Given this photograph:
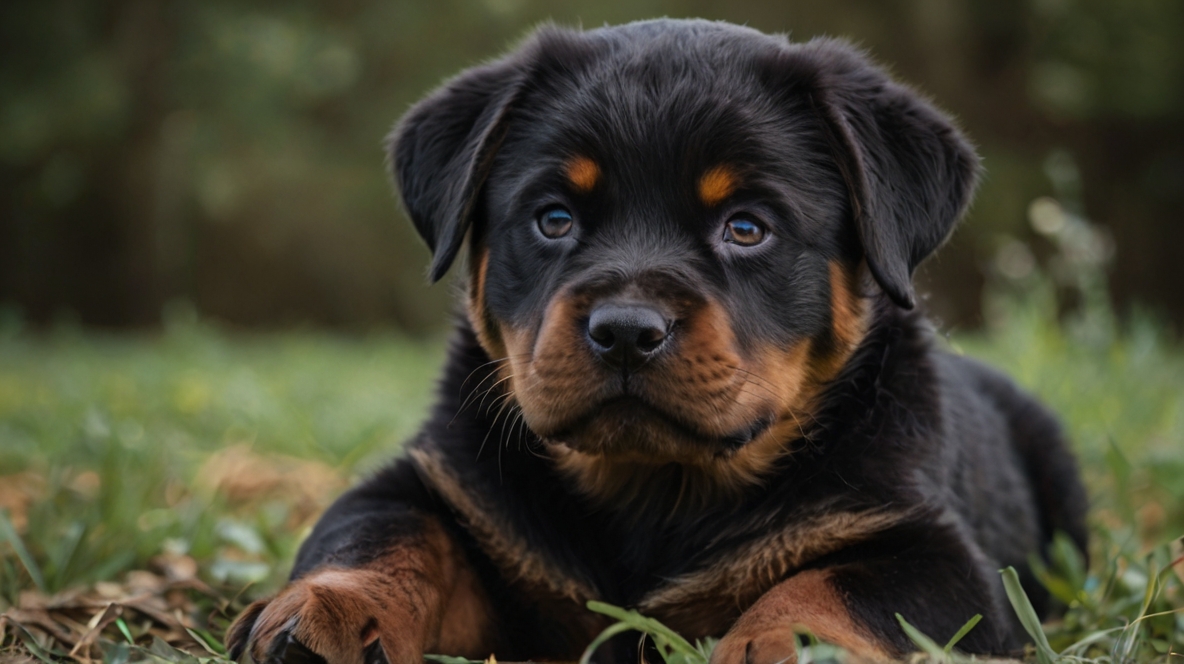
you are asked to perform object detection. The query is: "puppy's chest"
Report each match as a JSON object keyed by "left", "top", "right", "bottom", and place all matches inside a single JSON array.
[{"left": 412, "top": 444, "right": 904, "bottom": 638}]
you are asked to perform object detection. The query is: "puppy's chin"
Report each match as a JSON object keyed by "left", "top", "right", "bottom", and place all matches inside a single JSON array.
[{"left": 537, "top": 397, "right": 770, "bottom": 465}]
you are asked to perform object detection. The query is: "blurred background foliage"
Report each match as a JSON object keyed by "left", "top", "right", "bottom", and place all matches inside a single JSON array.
[{"left": 1, "top": 0, "right": 1182, "bottom": 334}]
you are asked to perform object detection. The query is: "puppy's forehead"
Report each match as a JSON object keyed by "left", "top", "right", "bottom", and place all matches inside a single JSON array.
[
  {"left": 573, "top": 67, "right": 767, "bottom": 156},
  {"left": 505, "top": 33, "right": 824, "bottom": 184},
  {"left": 512, "top": 75, "right": 778, "bottom": 191},
  {"left": 487, "top": 27, "right": 846, "bottom": 243}
]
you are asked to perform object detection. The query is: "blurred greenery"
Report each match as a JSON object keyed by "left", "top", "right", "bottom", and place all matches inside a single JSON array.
[
  {"left": 2, "top": 0, "right": 1183, "bottom": 332},
  {"left": 0, "top": 317, "right": 442, "bottom": 601}
]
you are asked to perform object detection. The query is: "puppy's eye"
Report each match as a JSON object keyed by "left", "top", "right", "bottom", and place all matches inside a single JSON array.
[
  {"left": 723, "top": 214, "right": 767, "bottom": 247},
  {"left": 537, "top": 206, "right": 574, "bottom": 239}
]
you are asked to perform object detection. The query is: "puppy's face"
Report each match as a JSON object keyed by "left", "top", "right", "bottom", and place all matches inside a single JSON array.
[
  {"left": 393, "top": 20, "right": 977, "bottom": 482},
  {"left": 474, "top": 65, "right": 864, "bottom": 466}
]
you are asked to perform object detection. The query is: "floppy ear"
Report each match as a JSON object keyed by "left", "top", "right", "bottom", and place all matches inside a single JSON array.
[
  {"left": 802, "top": 39, "right": 980, "bottom": 309},
  {"left": 389, "top": 25, "right": 602, "bottom": 282},
  {"left": 388, "top": 58, "right": 525, "bottom": 282}
]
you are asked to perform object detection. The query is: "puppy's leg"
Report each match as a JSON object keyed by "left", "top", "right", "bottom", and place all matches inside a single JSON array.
[
  {"left": 711, "top": 526, "right": 1014, "bottom": 664},
  {"left": 226, "top": 512, "right": 491, "bottom": 664}
]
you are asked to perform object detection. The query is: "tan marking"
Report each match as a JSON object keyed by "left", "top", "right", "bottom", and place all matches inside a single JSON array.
[
  {"left": 540, "top": 297, "right": 789, "bottom": 509},
  {"left": 827, "top": 261, "right": 869, "bottom": 364},
  {"left": 698, "top": 165, "right": 739, "bottom": 207},
  {"left": 437, "top": 560, "right": 494, "bottom": 653},
  {"left": 564, "top": 156, "right": 600, "bottom": 192},
  {"left": 710, "top": 569, "right": 896, "bottom": 664},
  {"left": 226, "top": 518, "right": 492, "bottom": 663},
  {"left": 466, "top": 246, "right": 507, "bottom": 359},
  {"left": 547, "top": 304, "right": 856, "bottom": 510},
  {"left": 639, "top": 509, "right": 908, "bottom": 638},
  {"left": 534, "top": 297, "right": 750, "bottom": 453},
  {"left": 409, "top": 445, "right": 596, "bottom": 603},
  {"left": 498, "top": 267, "right": 869, "bottom": 512},
  {"left": 502, "top": 288, "right": 616, "bottom": 436}
]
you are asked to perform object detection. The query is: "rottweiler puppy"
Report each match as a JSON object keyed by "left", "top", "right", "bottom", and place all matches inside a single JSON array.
[{"left": 227, "top": 19, "right": 1088, "bottom": 664}]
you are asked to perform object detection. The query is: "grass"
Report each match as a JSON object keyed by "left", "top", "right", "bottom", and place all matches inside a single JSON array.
[
  {"left": 0, "top": 317, "right": 443, "bottom": 662},
  {"left": 0, "top": 289, "right": 1182, "bottom": 662}
]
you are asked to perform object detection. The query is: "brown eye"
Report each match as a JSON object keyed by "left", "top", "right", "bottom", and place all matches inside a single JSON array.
[
  {"left": 723, "top": 215, "right": 767, "bottom": 246},
  {"left": 537, "top": 206, "right": 574, "bottom": 239}
]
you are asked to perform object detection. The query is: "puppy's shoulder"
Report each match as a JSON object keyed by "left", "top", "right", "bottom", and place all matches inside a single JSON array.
[{"left": 930, "top": 349, "right": 1051, "bottom": 426}]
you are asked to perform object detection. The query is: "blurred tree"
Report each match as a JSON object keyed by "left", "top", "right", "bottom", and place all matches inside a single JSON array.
[{"left": 1, "top": 0, "right": 1181, "bottom": 332}]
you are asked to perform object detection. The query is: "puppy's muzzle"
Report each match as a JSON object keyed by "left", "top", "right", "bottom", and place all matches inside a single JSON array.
[{"left": 586, "top": 302, "right": 672, "bottom": 371}]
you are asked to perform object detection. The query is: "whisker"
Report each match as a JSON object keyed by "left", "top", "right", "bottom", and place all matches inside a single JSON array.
[
  {"left": 455, "top": 357, "right": 518, "bottom": 416},
  {"left": 498, "top": 398, "right": 519, "bottom": 453},
  {"left": 475, "top": 373, "right": 516, "bottom": 415},
  {"left": 725, "top": 365, "right": 782, "bottom": 400},
  {"left": 476, "top": 388, "right": 517, "bottom": 461},
  {"left": 511, "top": 410, "right": 529, "bottom": 452},
  {"left": 458, "top": 356, "right": 512, "bottom": 393}
]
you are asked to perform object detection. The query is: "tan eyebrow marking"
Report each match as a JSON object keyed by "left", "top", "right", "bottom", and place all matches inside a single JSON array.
[
  {"left": 698, "top": 165, "right": 739, "bottom": 207},
  {"left": 564, "top": 156, "right": 600, "bottom": 193}
]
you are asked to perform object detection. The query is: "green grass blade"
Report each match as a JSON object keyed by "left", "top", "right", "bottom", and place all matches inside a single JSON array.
[
  {"left": 585, "top": 601, "right": 701, "bottom": 660},
  {"left": 115, "top": 616, "right": 135, "bottom": 644},
  {"left": 44, "top": 520, "right": 84, "bottom": 589},
  {"left": 1060, "top": 626, "right": 1126, "bottom": 657},
  {"left": 1111, "top": 557, "right": 1165, "bottom": 664},
  {"left": 144, "top": 635, "right": 204, "bottom": 663},
  {"left": 1000, "top": 566, "right": 1056, "bottom": 664},
  {"left": 0, "top": 509, "right": 45, "bottom": 592},
  {"left": 1138, "top": 557, "right": 1160, "bottom": 619},
  {"left": 895, "top": 613, "right": 946, "bottom": 661},
  {"left": 186, "top": 627, "right": 228, "bottom": 657},
  {"left": 1105, "top": 437, "right": 1134, "bottom": 518},
  {"left": 578, "top": 622, "right": 635, "bottom": 664},
  {"left": 943, "top": 614, "right": 982, "bottom": 653},
  {"left": 423, "top": 656, "right": 484, "bottom": 664},
  {"left": 1112, "top": 627, "right": 1140, "bottom": 664},
  {"left": 1050, "top": 531, "right": 1087, "bottom": 595},
  {"left": 692, "top": 637, "right": 718, "bottom": 662}
]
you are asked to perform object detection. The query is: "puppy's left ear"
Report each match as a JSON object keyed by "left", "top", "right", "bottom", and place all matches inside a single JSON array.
[
  {"left": 388, "top": 57, "right": 526, "bottom": 282},
  {"left": 800, "top": 39, "right": 980, "bottom": 309}
]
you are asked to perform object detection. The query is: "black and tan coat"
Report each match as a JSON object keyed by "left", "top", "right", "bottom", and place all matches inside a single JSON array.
[{"left": 227, "top": 19, "right": 1088, "bottom": 664}]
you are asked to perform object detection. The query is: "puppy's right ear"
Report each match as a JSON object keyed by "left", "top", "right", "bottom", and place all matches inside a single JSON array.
[
  {"left": 392, "top": 26, "right": 602, "bottom": 281},
  {"left": 388, "top": 58, "right": 525, "bottom": 282}
]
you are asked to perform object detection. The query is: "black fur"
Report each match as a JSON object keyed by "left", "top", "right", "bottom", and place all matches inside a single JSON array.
[{"left": 250, "top": 19, "right": 1088, "bottom": 663}]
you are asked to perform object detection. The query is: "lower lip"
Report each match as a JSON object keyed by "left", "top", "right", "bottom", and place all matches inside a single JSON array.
[
  {"left": 719, "top": 415, "right": 774, "bottom": 450},
  {"left": 556, "top": 397, "right": 773, "bottom": 449}
]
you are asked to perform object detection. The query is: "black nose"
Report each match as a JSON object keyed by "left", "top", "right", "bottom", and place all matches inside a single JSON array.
[{"left": 587, "top": 303, "right": 670, "bottom": 369}]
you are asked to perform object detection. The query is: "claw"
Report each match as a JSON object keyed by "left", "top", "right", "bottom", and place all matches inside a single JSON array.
[
  {"left": 362, "top": 640, "right": 391, "bottom": 664},
  {"left": 264, "top": 630, "right": 330, "bottom": 664}
]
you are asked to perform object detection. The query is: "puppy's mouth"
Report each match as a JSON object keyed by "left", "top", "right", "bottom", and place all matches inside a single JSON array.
[
  {"left": 540, "top": 395, "right": 775, "bottom": 458},
  {"left": 498, "top": 292, "right": 794, "bottom": 463}
]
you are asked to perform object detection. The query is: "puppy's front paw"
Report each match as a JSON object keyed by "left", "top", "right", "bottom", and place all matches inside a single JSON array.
[
  {"left": 710, "top": 630, "right": 799, "bottom": 664},
  {"left": 708, "top": 570, "right": 894, "bottom": 664},
  {"left": 226, "top": 568, "right": 434, "bottom": 664}
]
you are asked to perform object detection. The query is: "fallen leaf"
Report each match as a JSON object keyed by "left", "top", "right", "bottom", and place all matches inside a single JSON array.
[
  {"left": 0, "top": 472, "right": 44, "bottom": 532},
  {"left": 197, "top": 445, "right": 346, "bottom": 527}
]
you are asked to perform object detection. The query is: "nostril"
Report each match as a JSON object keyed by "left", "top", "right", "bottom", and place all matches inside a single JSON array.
[
  {"left": 588, "top": 322, "right": 616, "bottom": 350},
  {"left": 635, "top": 325, "right": 667, "bottom": 352},
  {"left": 586, "top": 303, "right": 671, "bottom": 368}
]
